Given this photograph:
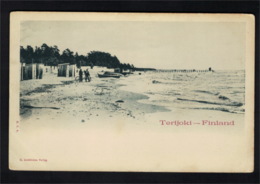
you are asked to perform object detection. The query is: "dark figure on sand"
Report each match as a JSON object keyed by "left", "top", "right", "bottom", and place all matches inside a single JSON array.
[
  {"left": 84, "top": 69, "right": 91, "bottom": 82},
  {"left": 79, "top": 69, "right": 83, "bottom": 82}
]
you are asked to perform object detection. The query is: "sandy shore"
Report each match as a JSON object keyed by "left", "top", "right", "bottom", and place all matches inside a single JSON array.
[{"left": 20, "top": 67, "right": 169, "bottom": 123}]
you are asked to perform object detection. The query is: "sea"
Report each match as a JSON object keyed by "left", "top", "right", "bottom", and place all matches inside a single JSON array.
[{"left": 119, "top": 70, "right": 245, "bottom": 114}]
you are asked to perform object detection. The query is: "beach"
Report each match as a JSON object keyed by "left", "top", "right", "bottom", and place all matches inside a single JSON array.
[
  {"left": 12, "top": 67, "right": 251, "bottom": 172},
  {"left": 20, "top": 67, "right": 170, "bottom": 123},
  {"left": 20, "top": 67, "right": 245, "bottom": 122}
]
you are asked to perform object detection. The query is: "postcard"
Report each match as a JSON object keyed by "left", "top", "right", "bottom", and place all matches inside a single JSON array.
[{"left": 9, "top": 12, "right": 255, "bottom": 172}]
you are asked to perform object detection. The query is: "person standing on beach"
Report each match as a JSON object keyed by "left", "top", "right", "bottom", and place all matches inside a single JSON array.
[
  {"left": 84, "top": 70, "right": 87, "bottom": 82},
  {"left": 85, "top": 69, "right": 91, "bottom": 82},
  {"left": 79, "top": 68, "right": 83, "bottom": 82}
]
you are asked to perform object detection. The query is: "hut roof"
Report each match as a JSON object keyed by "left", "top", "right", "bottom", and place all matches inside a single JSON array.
[{"left": 58, "top": 63, "right": 70, "bottom": 66}]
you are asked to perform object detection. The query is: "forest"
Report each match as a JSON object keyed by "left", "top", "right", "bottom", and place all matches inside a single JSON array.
[{"left": 20, "top": 43, "right": 135, "bottom": 70}]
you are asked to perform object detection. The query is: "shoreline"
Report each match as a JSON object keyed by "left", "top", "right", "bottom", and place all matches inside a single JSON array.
[{"left": 20, "top": 68, "right": 245, "bottom": 123}]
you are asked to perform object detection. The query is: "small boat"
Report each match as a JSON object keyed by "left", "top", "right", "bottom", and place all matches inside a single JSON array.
[{"left": 97, "top": 71, "right": 122, "bottom": 78}]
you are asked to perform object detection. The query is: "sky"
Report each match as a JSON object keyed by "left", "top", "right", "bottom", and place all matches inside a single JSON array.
[{"left": 21, "top": 21, "right": 245, "bottom": 70}]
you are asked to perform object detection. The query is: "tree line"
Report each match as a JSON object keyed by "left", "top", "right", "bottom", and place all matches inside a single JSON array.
[{"left": 20, "top": 43, "right": 135, "bottom": 70}]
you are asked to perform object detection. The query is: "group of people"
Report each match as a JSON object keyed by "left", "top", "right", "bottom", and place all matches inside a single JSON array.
[{"left": 79, "top": 68, "right": 91, "bottom": 82}]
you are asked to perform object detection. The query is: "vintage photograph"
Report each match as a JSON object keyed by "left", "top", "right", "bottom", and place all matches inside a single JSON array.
[{"left": 9, "top": 12, "right": 254, "bottom": 172}]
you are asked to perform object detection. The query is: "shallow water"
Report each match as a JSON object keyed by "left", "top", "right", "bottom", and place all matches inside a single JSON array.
[{"left": 120, "top": 70, "right": 245, "bottom": 114}]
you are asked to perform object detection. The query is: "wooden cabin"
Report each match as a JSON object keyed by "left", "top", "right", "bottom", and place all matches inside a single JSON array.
[
  {"left": 20, "top": 63, "right": 44, "bottom": 81},
  {"left": 57, "top": 63, "right": 76, "bottom": 77}
]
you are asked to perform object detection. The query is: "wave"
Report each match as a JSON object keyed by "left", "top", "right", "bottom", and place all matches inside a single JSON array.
[
  {"left": 218, "top": 95, "right": 230, "bottom": 101},
  {"left": 193, "top": 90, "right": 219, "bottom": 96},
  {"left": 177, "top": 98, "right": 243, "bottom": 107},
  {"left": 193, "top": 90, "right": 236, "bottom": 102},
  {"left": 187, "top": 107, "right": 244, "bottom": 114},
  {"left": 151, "top": 80, "right": 180, "bottom": 85},
  {"left": 146, "top": 91, "right": 181, "bottom": 96}
]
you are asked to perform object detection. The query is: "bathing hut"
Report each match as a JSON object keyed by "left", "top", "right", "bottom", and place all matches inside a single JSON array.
[
  {"left": 57, "top": 63, "right": 76, "bottom": 77},
  {"left": 20, "top": 63, "right": 44, "bottom": 81}
]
